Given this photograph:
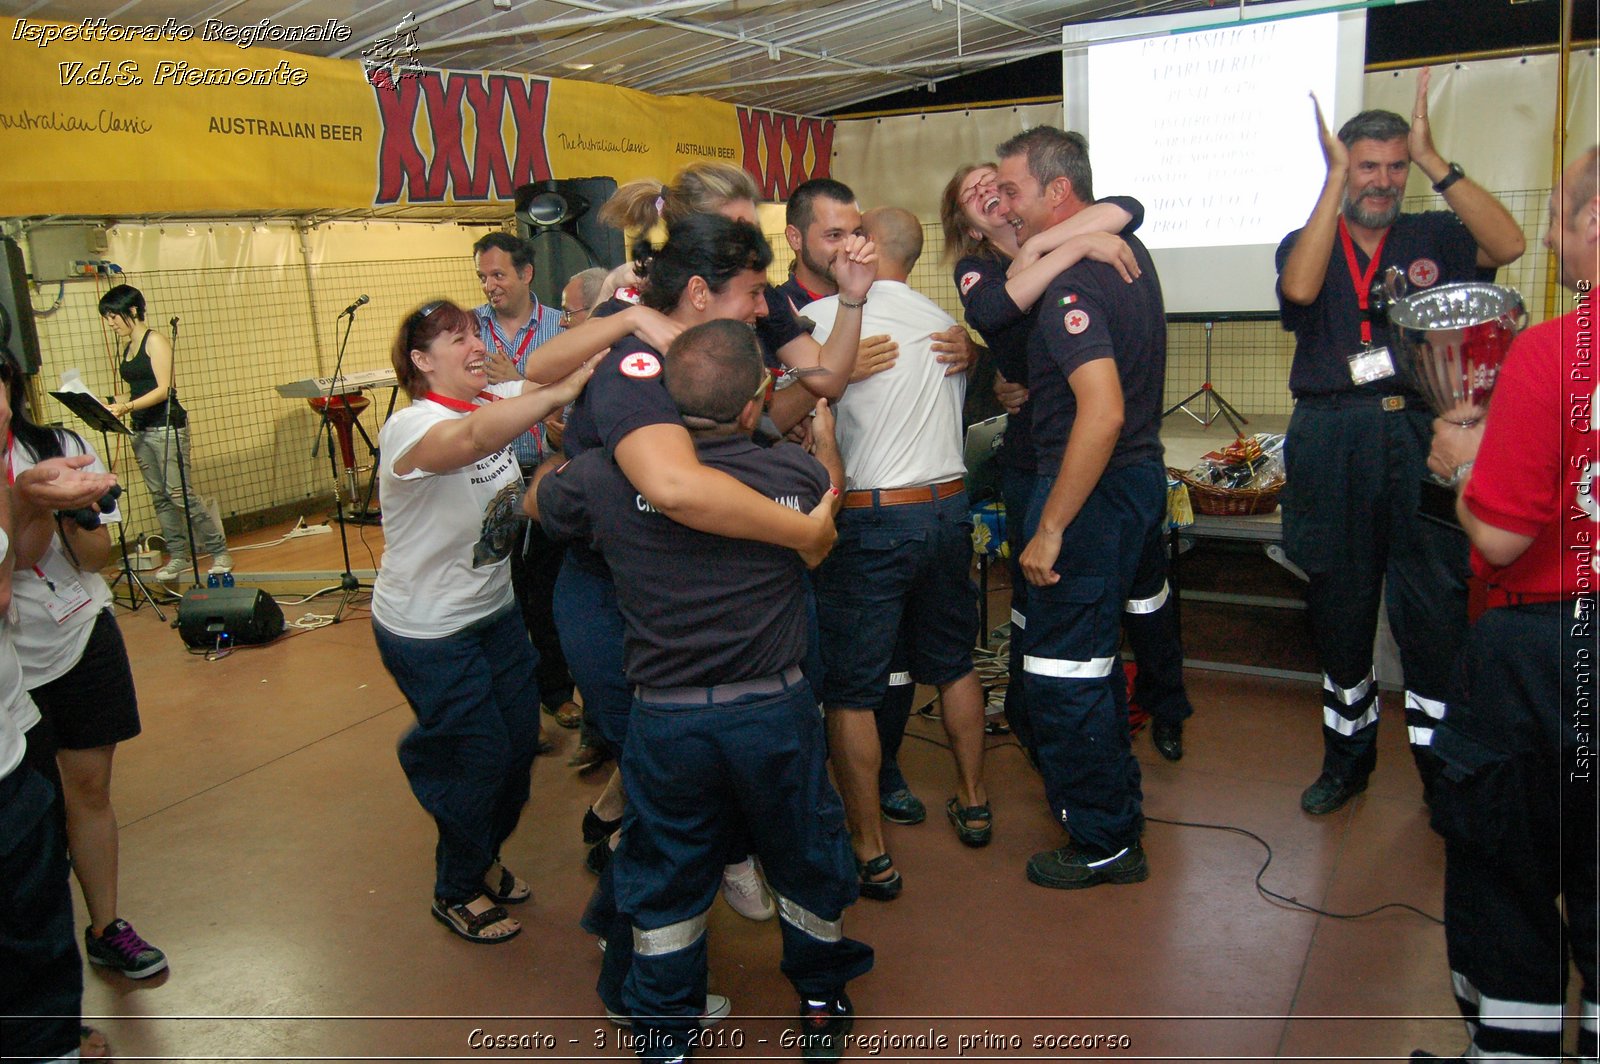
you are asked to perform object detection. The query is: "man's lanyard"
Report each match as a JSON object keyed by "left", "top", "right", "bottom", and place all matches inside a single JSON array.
[
  {"left": 488, "top": 306, "right": 544, "bottom": 369},
  {"left": 1338, "top": 217, "right": 1388, "bottom": 347},
  {"left": 422, "top": 390, "right": 499, "bottom": 412}
]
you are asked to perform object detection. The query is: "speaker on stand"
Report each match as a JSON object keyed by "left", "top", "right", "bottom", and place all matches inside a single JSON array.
[{"left": 513, "top": 179, "right": 625, "bottom": 310}]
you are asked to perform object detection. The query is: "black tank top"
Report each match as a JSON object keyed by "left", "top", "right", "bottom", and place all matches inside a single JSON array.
[{"left": 118, "top": 331, "right": 186, "bottom": 429}]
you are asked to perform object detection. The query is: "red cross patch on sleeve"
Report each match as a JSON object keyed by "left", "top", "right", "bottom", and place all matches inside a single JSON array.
[
  {"left": 619, "top": 351, "right": 662, "bottom": 379},
  {"left": 1064, "top": 308, "right": 1090, "bottom": 334},
  {"left": 959, "top": 271, "right": 981, "bottom": 296},
  {"left": 1407, "top": 258, "right": 1440, "bottom": 288}
]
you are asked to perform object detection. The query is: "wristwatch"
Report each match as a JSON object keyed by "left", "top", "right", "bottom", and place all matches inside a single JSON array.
[{"left": 1432, "top": 162, "right": 1466, "bottom": 194}]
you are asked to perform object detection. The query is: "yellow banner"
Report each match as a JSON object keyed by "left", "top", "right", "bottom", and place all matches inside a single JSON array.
[{"left": 0, "top": 16, "right": 835, "bottom": 216}]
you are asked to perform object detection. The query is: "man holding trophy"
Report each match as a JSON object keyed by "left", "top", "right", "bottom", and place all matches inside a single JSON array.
[
  {"left": 1274, "top": 69, "right": 1526, "bottom": 816},
  {"left": 1417, "top": 148, "right": 1597, "bottom": 1064}
]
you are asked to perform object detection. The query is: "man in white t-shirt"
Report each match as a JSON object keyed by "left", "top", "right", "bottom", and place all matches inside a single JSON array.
[{"left": 806, "top": 207, "right": 990, "bottom": 900}]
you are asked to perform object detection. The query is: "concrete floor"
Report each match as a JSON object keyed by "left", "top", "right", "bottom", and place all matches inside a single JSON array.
[{"left": 71, "top": 540, "right": 1468, "bottom": 1062}]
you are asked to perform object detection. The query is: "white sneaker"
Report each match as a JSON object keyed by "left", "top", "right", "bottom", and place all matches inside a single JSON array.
[
  {"left": 721, "top": 857, "right": 775, "bottom": 921},
  {"left": 208, "top": 552, "right": 234, "bottom": 575},
  {"left": 152, "top": 559, "right": 188, "bottom": 581},
  {"left": 607, "top": 993, "right": 731, "bottom": 1028}
]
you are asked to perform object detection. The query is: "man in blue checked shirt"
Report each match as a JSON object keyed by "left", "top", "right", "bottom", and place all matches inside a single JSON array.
[{"left": 472, "top": 232, "right": 582, "bottom": 736}]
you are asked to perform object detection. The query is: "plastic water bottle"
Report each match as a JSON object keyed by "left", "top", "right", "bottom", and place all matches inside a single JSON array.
[
  {"left": 207, "top": 573, "right": 219, "bottom": 588},
  {"left": 221, "top": 573, "right": 234, "bottom": 588}
]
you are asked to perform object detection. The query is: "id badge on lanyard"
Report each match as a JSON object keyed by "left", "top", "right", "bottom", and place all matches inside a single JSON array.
[{"left": 1339, "top": 218, "right": 1396, "bottom": 386}]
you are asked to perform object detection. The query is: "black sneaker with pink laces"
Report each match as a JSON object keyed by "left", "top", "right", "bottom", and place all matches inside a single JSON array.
[{"left": 85, "top": 918, "right": 167, "bottom": 978}]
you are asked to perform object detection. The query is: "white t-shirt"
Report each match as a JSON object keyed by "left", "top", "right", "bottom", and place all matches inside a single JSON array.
[
  {"left": 807, "top": 280, "right": 968, "bottom": 492},
  {"left": 370, "top": 384, "right": 524, "bottom": 639},
  {"left": 8, "top": 434, "right": 116, "bottom": 688},
  {"left": 1, "top": 525, "right": 42, "bottom": 768}
]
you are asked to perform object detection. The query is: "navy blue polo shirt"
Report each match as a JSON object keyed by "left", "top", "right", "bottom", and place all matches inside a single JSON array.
[
  {"left": 1275, "top": 210, "right": 1478, "bottom": 398},
  {"left": 564, "top": 335, "right": 677, "bottom": 461},
  {"left": 537, "top": 434, "right": 829, "bottom": 687},
  {"left": 957, "top": 195, "right": 1146, "bottom": 474},
  {"left": 1027, "top": 232, "right": 1166, "bottom": 474},
  {"left": 592, "top": 289, "right": 807, "bottom": 372},
  {"left": 956, "top": 251, "right": 1036, "bottom": 472}
]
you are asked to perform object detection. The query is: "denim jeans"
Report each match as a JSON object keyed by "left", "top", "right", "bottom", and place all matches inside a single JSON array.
[
  {"left": 130, "top": 425, "right": 228, "bottom": 561},
  {"left": 372, "top": 603, "right": 541, "bottom": 901}
]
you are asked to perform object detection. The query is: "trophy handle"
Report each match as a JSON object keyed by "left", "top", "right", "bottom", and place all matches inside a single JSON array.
[{"left": 1383, "top": 266, "right": 1409, "bottom": 304}]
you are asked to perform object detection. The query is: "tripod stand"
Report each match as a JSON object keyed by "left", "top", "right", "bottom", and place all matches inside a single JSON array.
[
  {"left": 47, "top": 388, "right": 165, "bottom": 617},
  {"left": 310, "top": 301, "right": 372, "bottom": 622},
  {"left": 1163, "top": 317, "right": 1248, "bottom": 437},
  {"left": 1162, "top": 311, "right": 1281, "bottom": 438}
]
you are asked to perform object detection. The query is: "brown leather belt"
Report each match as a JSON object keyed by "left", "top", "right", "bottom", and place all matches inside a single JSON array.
[{"left": 842, "top": 478, "right": 965, "bottom": 509}]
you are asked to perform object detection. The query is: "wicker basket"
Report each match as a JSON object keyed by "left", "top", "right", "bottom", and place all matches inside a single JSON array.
[{"left": 1170, "top": 468, "right": 1285, "bottom": 517}]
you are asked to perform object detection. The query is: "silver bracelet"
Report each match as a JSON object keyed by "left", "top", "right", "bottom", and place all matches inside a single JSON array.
[
  {"left": 838, "top": 296, "right": 867, "bottom": 310},
  {"left": 1449, "top": 460, "right": 1474, "bottom": 487}
]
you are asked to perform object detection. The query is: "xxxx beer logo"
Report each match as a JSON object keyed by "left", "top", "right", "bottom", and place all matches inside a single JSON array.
[
  {"left": 372, "top": 71, "right": 552, "bottom": 205},
  {"left": 737, "top": 107, "right": 835, "bottom": 200}
]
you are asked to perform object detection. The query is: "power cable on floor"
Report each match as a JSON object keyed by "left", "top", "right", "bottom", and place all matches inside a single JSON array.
[{"left": 899, "top": 704, "right": 1444, "bottom": 927}]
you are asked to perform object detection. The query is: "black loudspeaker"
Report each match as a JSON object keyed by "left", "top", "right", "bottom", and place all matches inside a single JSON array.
[
  {"left": 514, "top": 178, "right": 626, "bottom": 309},
  {"left": 0, "top": 237, "right": 41, "bottom": 373},
  {"left": 177, "top": 587, "right": 286, "bottom": 648}
]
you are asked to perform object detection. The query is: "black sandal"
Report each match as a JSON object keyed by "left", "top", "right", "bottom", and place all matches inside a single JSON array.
[
  {"left": 856, "top": 853, "right": 903, "bottom": 901},
  {"left": 582, "top": 806, "right": 622, "bottom": 845},
  {"left": 946, "top": 798, "right": 993, "bottom": 848},
  {"left": 484, "top": 863, "right": 532, "bottom": 905},
  {"left": 431, "top": 895, "right": 521, "bottom": 944}
]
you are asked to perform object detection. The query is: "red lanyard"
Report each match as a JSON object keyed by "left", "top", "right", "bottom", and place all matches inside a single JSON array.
[
  {"left": 488, "top": 307, "right": 543, "bottom": 367},
  {"left": 422, "top": 390, "right": 498, "bottom": 412},
  {"left": 1338, "top": 217, "right": 1388, "bottom": 347}
]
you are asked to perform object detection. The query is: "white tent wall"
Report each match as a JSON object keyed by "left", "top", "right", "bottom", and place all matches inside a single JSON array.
[{"left": 830, "top": 50, "right": 1596, "bottom": 420}]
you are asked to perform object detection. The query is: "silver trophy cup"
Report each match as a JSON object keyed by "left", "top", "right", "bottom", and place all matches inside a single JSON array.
[{"left": 1387, "top": 280, "right": 1526, "bottom": 526}]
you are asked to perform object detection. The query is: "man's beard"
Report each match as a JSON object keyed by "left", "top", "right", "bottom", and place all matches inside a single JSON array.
[
  {"left": 799, "top": 243, "right": 837, "bottom": 289},
  {"left": 1342, "top": 188, "right": 1401, "bottom": 230}
]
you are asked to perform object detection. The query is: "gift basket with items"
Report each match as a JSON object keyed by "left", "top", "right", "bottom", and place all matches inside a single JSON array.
[{"left": 1170, "top": 433, "right": 1287, "bottom": 517}]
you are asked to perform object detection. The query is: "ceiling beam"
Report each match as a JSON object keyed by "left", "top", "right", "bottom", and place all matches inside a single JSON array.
[
  {"left": 333, "top": 0, "right": 487, "bottom": 58},
  {"left": 675, "top": 39, "right": 1066, "bottom": 93},
  {"left": 411, "top": 0, "right": 729, "bottom": 53},
  {"left": 540, "top": 0, "right": 889, "bottom": 79},
  {"left": 634, "top": 0, "right": 932, "bottom": 91}
]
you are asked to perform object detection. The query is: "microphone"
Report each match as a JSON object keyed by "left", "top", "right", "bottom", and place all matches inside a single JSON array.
[
  {"left": 338, "top": 295, "right": 370, "bottom": 317},
  {"left": 169, "top": 315, "right": 180, "bottom": 338}
]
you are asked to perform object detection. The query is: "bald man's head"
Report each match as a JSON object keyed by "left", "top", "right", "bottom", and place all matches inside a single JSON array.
[{"left": 862, "top": 207, "right": 923, "bottom": 281}]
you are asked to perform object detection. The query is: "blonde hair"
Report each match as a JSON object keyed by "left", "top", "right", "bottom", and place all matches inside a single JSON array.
[
  {"left": 940, "top": 163, "right": 1000, "bottom": 266},
  {"left": 599, "top": 163, "right": 761, "bottom": 234}
]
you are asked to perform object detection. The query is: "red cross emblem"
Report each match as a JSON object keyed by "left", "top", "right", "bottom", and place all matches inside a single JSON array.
[
  {"left": 619, "top": 351, "right": 662, "bottom": 379},
  {"left": 1064, "top": 309, "right": 1090, "bottom": 335},
  {"left": 959, "top": 271, "right": 981, "bottom": 296},
  {"left": 1408, "top": 258, "right": 1440, "bottom": 288}
]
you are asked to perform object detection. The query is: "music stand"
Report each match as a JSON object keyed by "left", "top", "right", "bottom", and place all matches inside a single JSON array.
[{"left": 48, "top": 389, "right": 166, "bottom": 618}]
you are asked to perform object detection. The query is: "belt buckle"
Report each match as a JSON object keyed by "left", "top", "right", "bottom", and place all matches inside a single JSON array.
[{"left": 1381, "top": 395, "right": 1405, "bottom": 412}]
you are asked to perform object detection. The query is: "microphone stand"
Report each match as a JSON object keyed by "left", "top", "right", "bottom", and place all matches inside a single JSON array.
[
  {"left": 310, "top": 304, "right": 368, "bottom": 622},
  {"left": 101, "top": 421, "right": 165, "bottom": 618},
  {"left": 164, "top": 316, "right": 205, "bottom": 593}
]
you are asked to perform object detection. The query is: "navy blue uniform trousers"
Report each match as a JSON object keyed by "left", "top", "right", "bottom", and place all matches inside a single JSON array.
[
  {"left": 1431, "top": 600, "right": 1597, "bottom": 1062},
  {"left": 1282, "top": 398, "right": 1469, "bottom": 784},
  {"left": 596, "top": 679, "right": 872, "bottom": 1062},
  {"left": 1021, "top": 460, "right": 1165, "bottom": 853}
]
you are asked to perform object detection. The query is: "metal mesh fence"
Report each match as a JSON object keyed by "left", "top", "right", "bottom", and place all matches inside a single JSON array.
[{"left": 25, "top": 193, "right": 1555, "bottom": 539}]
